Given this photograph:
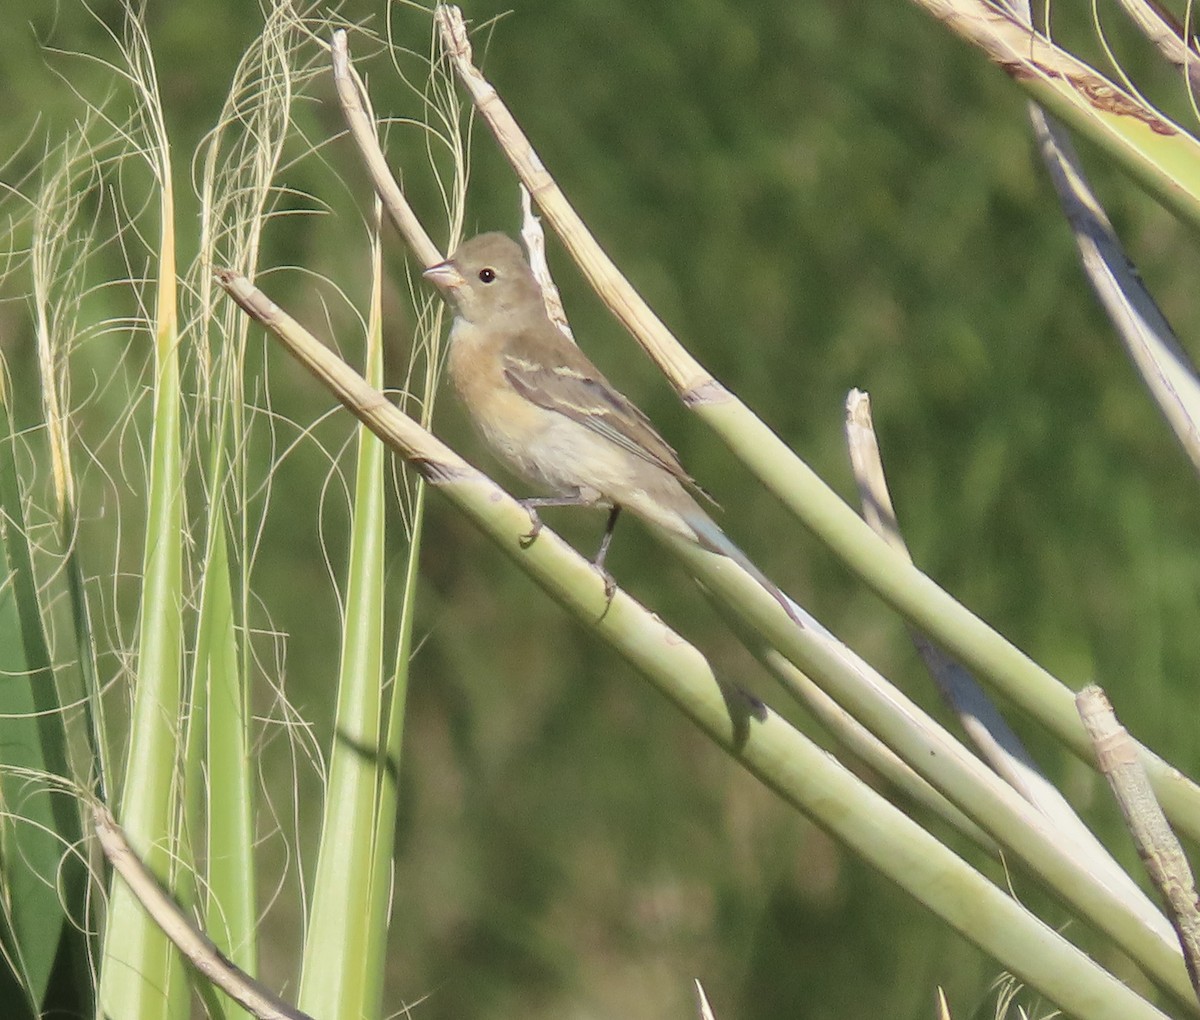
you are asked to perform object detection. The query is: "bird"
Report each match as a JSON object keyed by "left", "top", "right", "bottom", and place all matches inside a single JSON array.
[{"left": 423, "top": 231, "right": 797, "bottom": 624}]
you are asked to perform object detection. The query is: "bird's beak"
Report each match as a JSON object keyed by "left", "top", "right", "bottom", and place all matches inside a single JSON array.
[{"left": 422, "top": 259, "right": 466, "bottom": 291}]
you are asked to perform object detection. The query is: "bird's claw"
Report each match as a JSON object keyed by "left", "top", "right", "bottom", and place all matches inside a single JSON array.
[
  {"left": 518, "top": 505, "right": 543, "bottom": 548},
  {"left": 593, "top": 563, "right": 617, "bottom": 602}
]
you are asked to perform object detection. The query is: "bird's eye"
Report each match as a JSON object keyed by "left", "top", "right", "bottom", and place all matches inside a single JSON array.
[{"left": 478, "top": 267, "right": 496, "bottom": 284}]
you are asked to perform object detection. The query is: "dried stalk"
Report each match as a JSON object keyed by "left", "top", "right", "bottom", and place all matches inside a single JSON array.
[
  {"left": 331, "top": 30, "right": 442, "bottom": 267},
  {"left": 93, "top": 805, "right": 313, "bottom": 1020},
  {"left": 1079, "top": 686, "right": 1200, "bottom": 1004}
]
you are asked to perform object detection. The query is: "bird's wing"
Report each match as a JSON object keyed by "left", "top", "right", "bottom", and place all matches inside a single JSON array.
[{"left": 502, "top": 346, "right": 695, "bottom": 487}]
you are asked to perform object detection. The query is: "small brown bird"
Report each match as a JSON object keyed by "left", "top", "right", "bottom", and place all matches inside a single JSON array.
[{"left": 424, "top": 232, "right": 795, "bottom": 622}]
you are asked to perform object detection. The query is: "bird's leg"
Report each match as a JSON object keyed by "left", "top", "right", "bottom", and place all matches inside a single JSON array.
[
  {"left": 513, "top": 493, "right": 619, "bottom": 602},
  {"left": 515, "top": 490, "right": 593, "bottom": 547},
  {"left": 591, "top": 506, "right": 621, "bottom": 601}
]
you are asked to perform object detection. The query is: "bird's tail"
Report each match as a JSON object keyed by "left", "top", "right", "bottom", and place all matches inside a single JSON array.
[{"left": 684, "top": 511, "right": 801, "bottom": 627}]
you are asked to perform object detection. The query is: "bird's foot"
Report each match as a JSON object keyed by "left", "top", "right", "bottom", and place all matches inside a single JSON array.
[{"left": 516, "top": 503, "right": 543, "bottom": 548}]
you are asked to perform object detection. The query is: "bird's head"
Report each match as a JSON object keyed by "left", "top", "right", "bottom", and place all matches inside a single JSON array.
[{"left": 423, "top": 232, "right": 545, "bottom": 325}]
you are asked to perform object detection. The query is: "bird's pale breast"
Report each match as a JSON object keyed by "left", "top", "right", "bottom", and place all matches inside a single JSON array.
[{"left": 446, "top": 315, "right": 705, "bottom": 541}]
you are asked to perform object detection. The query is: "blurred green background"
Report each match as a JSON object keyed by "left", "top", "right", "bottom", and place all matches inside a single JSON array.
[{"left": 4, "top": 1, "right": 1200, "bottom": 1017}]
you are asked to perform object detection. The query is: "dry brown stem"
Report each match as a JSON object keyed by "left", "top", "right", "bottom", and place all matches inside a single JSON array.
[
  {"left": 433, "top": 4, "right": 714, "bottom": 395},
  {"left": 331, "top": 30, "right": 443, "bottom": 267},
  {"left": 1078, "top": 685, "right": 1200, "bottom": 1004},
  {"left": 93, "top": 805, "right": 313, "bottom": 1020}
]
